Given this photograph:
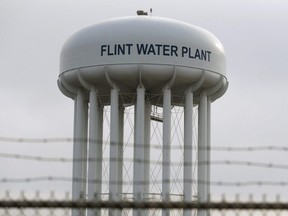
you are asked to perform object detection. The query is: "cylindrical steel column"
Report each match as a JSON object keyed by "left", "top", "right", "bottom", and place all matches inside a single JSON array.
[
  {"left": 116, "top": 106, "right": 124, "bottom": 216},
  {"left": 82, "top": 96, "right": 88, "bottom": 198},
  {"left": 72, "top": 90, "right": 88, "bottom": 216},
  {"left": 109, "top": 88, "right": 119, "bottom": 202},
  {"left": 133, "top": 85, "right": 145, "bottom": 216},
  {"left": 143, "top": 100, "right": 151, "bottom": 216},
  {"left": 198, "top": 91, "right": 208, "bottom": 216},
  {"left": 162, "top": 87, "right": 171, "bottom": 216},
  {"left": 184, "top": 89, "right": 193, "bottom": 216},
  {"left": 118, "top": 106, "right": 124, "bottom": 200},
  {"left": 144, "top": 100, "right": 151, "bottom": 198},
  {"left": 207, "top": 99, "right": 211, "bottom": 199},
  {"left": 133, "top": 86, "right": 145, "bottom": 201},
  {"left": 87, "top": 87, "right": 103, "bottom": 216},
  {"left": 206, "top": 98, "right": 211, "bottom": 216}
]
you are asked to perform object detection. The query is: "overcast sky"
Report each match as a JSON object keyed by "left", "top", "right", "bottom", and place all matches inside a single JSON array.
[{"left": 1, "top": 0, "right": 288, "bottom": 200}]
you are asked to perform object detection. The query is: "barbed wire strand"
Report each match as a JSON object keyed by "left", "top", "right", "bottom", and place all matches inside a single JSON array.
[
  {"left": 1, "top": 177, "right": 288, "bottom": 187},
  {"left": 1, "top": 153, "right": 288, "bottom": 171},
  {"left": 1, "top": 137, "right": 288, "bottom": 152}
]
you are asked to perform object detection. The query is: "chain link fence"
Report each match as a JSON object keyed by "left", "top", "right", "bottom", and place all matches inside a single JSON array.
[
  {"left": 1, "top": 191, "right": 288, "bottom": 216},
  {"left": 1, "top": 136, "right": 288, "bottom": 215}
]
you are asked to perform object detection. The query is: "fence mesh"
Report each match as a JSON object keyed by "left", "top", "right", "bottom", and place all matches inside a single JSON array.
[{"left": 1, "top": 193, "right": 288, "bottom": 216}]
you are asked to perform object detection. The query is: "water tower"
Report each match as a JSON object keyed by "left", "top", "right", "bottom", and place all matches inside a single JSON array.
[{"left": 58, "top": 15, "right": 228, "bottom": 216}]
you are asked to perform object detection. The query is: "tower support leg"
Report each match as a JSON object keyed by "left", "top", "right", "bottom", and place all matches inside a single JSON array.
[
  {"left": 143, "top": 100, "right": 151, "bottom": 216},
  {"left": 109, "top": 88, "right": 119, "bottom": 216},
  {"left": 72, "top": 90, "right": 88, "bottom": 216},
  {"left": 206, "top": 99, "right": 211, "bottom": 216},
  {"left": 162, "top": 87, "right": 171, "bottom": 216},
  {"left": 88, "top": 87, "right": 103, "bottom": 216},
  {"left": 133, "top": 85, "right": 145, "bottom": 216},
  {"left": 117, "top": 105, "right": 124, "bottom": 216},
  {"left": 198, "top": 91, "right": 208, "bottom": 216},
  {"left": 184, "top": 89, "right": 193, "bottom": 216}
]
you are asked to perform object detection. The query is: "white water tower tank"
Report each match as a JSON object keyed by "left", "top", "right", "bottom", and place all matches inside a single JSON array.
[{"left": 58, "top": 15, "right": 228, "bottom": 216}]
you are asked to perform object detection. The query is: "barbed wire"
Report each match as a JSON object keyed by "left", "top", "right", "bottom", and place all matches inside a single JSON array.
[
  {"left": 0, "top": 153, "right": 73, "bottom": 162},
  {"left": 1, "top": 136, "right": 288, "bottom": 152},
  {"left": 0, "top": 137, "right": 73, "bottom": 143},
  {"left": 1, "top": 152, "right": 288, "bottom": 171},
  {"left": 1, "top": 176, "right": 288, "bottom": 187},
  {"left": 1, "top": 136, "right": 288, "bottom": 189}
]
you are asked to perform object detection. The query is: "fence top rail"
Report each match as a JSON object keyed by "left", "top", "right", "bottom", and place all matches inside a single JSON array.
[{"left": 0, "top": 200, "right": 288, "bottom": 210}]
